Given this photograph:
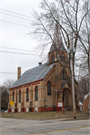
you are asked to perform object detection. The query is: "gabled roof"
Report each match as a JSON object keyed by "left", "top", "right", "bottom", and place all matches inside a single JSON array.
[
  {"left": 83, "top": 93, "right": 90, "bottom": 102},
  {"left": 49, "top": 44, "right": 67, "bottom": 53},
  {"left": 10, "top": 63, "right": 54, "bottom": 89},
  {"left": 58, "top": 81, "right": 70, "bottom": 93},
  {"left": 78, "top": 100, "right": 83, "bottom": 105},
  {"left": 59, "top": 81, "right": 67, "bottom": 92}
]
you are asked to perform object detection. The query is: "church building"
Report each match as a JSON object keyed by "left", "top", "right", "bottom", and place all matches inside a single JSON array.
[{"left": 8, "top": 24, "right": 78, "bottom": 112}]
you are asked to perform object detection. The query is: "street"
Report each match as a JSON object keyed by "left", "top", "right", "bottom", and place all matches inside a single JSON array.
[{"left": 0, "top": 118, "right": 90, "bottom": 135}]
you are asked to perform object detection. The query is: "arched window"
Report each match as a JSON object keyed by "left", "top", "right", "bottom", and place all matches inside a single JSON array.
[
  {"left": 51, "top": 54, "right": 55, "bottom": 63},
  {"left": 61, "top": 53, "right": 65, "bottom": 62},
  {"left": 62, "top": 69, "right": 66, "bottom": 80},
  {"left": 26, "top": 88, "right": 29, "bottom": 102},
  {"left": 67, "top": 57, "right": 69, "bottom": 63},
  {"left": 12, "top": 92, "right": 14, "bottom": 102},
  {"left": 47, "top": 81, "right": 51, "bottom": 95},
  {"left": 19, "top": 90, "right": 21, "bottom": 103},
  {"left": 35, "top": 86, "right": 38, "bottom": 101}
]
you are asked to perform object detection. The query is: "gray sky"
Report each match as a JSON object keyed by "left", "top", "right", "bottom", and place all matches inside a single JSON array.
[{"left": 0, "top": 0, "right": 48, "bottom": 86}]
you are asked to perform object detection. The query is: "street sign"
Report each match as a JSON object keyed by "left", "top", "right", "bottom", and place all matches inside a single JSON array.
[
  {"left": 9, "top": 100, "right": 14, "bottom": 116},
  {"left": 9, "top": 100, "right": 14, "bottom": 106}
]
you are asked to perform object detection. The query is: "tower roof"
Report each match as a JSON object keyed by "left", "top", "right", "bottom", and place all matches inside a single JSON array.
[
  {"left": 49, "top": 23, "right": 67, "bottom": 53},
  {"left": 50, "top": 43, "right": 67, "bottom": 53}
]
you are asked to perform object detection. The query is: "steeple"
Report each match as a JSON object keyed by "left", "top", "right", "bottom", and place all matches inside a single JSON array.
[
  {"left": 54, "top": 23, "right": 62, "bottom": 47},
  {"left": 48, "top": 22, "right": 67, "bottom": 65},
  {"left": 49, "top": 23, "right": 66, "bottom": 53}
]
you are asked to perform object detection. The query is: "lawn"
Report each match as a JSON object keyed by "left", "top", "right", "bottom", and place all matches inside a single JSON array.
[{"left": 1, "top": 111, "right": 89, "bottom": 120}]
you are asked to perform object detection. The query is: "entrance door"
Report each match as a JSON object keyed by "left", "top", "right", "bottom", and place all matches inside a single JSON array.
[{"left": 63, "top": 89, "right": 69, "bottom": 106}]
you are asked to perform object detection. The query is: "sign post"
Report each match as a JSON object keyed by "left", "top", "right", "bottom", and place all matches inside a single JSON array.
[
  {"left": 57, "top": 101, "right": 64, "bottom": 114},
  {"left": 9, "top": 100, "right": 14, "bottom": 116}
]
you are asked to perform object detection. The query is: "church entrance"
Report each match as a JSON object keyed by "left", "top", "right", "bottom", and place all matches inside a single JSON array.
[{"left": 62, "top": 89, "right": 70, "bottom": 107}]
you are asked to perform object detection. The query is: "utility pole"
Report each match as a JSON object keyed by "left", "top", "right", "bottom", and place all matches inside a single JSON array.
[
  {"left": 89, "top": 31, "right": 90, "bottom": 87},
  {"left": 89, "top": 31, "right": 90, "bottom": 116},
  {"left": 70, "top": 32, "right": 76, "bottom": 119}
]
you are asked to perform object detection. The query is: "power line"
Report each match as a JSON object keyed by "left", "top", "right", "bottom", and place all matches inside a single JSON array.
[
  {"left": 0, "top": 19, "right": 30, "bottom": 28},
  {"left": 0, "top": 12, "right": 32, "bottom": 21},
  {"left": 0, "top": 46, "right": 35, "bottom": 53},
  {"left": 0, "top": 72, "right": 17, "bottom": 74},
  {"left": 0, "top": 8, "right": 33, "bottom": 19},
  {"left": 0, "top": 50, "right": 46, "bottom": 56},
  {"left": 0, "top": 46, "right": 47, "bottom": 54}
]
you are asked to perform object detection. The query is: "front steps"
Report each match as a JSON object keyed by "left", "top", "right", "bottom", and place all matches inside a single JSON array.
[{"left": 62, "top": 106, "right": 72, "bottom": 111}]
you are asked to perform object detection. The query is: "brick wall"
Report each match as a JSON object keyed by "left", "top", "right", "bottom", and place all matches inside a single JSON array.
[{"left": 83, "top": 95, "right": 90, "bottom": 111}]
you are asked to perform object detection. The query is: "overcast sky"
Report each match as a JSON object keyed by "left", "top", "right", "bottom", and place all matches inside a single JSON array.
[{"left": 0, "top": 0, "right": 49, "bottom": 86}]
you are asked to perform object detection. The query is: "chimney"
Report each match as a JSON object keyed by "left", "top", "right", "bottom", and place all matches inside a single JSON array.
[
  {"left": 17, "top": 67, "right": 21, "bottom": 79},
  {"left": 38, "top": 62, "right": 42, "bottom": 66}
]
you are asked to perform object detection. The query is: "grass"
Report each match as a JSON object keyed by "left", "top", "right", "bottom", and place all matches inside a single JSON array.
[{"left": 1, "top": 111, "right": 89, "bottom": 120}]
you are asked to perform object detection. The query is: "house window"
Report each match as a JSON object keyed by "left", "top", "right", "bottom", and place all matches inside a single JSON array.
[
  {"left": 19, "top": 90, "right": 21, "bottom": 103},
  {"left": 12, "top": 92, "right": 14, "bottom": 102},
  {"left": 51, "top": 54, "right": 55, "bottom": 63},
  {"left": 26, "top": 88, "right": 29, "bottom": 102},
  {"left": 47, "top": 81, "right": 51, "bottom": 95},
  {"left": 62, "top": 69, "right": 66, "bottom": 80},
  {"left": 35, "top": 86, "right": 38, "bottom": 101},
  {"left": 61, "top": 53, "right": 65, "bottom": 62}
]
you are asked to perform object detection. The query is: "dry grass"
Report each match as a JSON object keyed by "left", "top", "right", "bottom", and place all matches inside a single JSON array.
[{"left": 1, "top": 111, "right": 89, "bottom": 120}]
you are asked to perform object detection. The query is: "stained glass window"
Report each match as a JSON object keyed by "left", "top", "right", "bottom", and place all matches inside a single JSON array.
[
  {"left": 12, "top": 92, "right": 14, "bottom": 102},
  {"left": 62, "top": 69, "right": 66, "bottom": 80},
  {"left": 47, "top": 81, "right": 51, "bottom": 95},
  {"left": 61, "top": 53, "right": 65, "bottom": 62},
  {"left": 35, "top": 86, "right": 38, "bottom": 101},
  {"left": 19, "top": 90, "right": 21, "bottom": 103},
  {"left": 26, "top": 88, "right": 29, "bottom": 102},
  {"left": 51, "top": 54, "right": 55, "bottom": 62}
]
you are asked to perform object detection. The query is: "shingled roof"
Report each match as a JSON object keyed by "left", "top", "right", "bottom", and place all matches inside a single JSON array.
[{"left": 10, "top": 63, "right": 54, "bottom": 89}]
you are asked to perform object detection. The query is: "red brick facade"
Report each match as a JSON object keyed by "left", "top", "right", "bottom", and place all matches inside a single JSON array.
[
  {"left": 83, "top": 94, "right": 90, "bottom": 111},
  {"left": 8, "top": 107, "right": 56, "bottom": 112}
]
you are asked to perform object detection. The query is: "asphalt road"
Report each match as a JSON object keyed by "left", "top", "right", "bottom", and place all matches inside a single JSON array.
[{"left": 0, "top": 118, "right": 90, "bottom": 135}]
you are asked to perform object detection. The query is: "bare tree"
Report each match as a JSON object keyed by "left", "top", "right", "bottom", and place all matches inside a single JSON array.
[
  {"left": 76, "top": 1, "right": 90, "bottom": 70},
  {"left": 78, "top": 77, "right": 89, "bottom": 102},
  {"left": 1, "top": 86, "right": 9, "bottom": 111},
  {"left": 77, "top": 62, "right": 89, "bottom": 102},
  {"left": 0, "top": 79, "right": 15, "bottom": 111},
  {"left": 30, "top": 0, "right": 90, "bottom": 71},
  {"left": 3, "top": 79, "right": 15, "bottom": 93}
]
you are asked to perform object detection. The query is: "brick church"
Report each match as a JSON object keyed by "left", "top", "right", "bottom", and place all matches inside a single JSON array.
[{"left": 8, "top": 24, "right": 78, "bottom": 112}]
